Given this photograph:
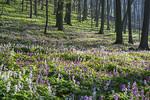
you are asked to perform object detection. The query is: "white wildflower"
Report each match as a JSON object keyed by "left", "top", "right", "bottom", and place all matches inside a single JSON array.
[{"left": 7, "top": 81, "right": 11, "bottom": 92}]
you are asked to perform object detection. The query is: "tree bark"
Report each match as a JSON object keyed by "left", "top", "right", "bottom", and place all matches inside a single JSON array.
[
  {"left": 106, "top": 0, "right": 110, "bottom": 30},
  {"left": 138, "top": 0, "right": 150, "bottom": 50},
  {"left": 22, "top": 0, "right": 24, "bottom": 12},
  {"left": 82, "top": 0, "right": 87, "bottom": 21},
  {"left": 54, "top": 0, "right": 57, "bottom": 15},
  {"left": 78, "top": 0, "right": 81, "bottom": 22},
  {"left": 57, "top": 0, "right": 64, "bottom": 31},
  {"left": 90, "top": 0, "right": 93, "bottom": 28},
  {"left": 95, "top": 0, "right": 99, "bottom": 27},
  {"left": 98, "top": 0, "right": 105, "bottom": 34},
  {"left": 44, "top": 0, "right": 48, "bottom": 34},
  {"left": 30, "top": 0, "right": 33, "bottom": 18},
  {"left": 114, "top": 0, "right": 123, "bottom": 44},
  {"left": 6, "top": 0, "right": 10, "bottom": 5},
  {"left": 34, "top": 0, "right": 37, "bottom": 16},
  {"left": 128, "top": 0, "right": 133, "bottom": 44},
  {"left": 64, "top": 0, "right": 72, "bottom": 25}
]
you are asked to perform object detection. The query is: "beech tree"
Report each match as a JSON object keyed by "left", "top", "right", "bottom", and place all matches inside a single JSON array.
[
  {"left": 44, "top": 0, "right": 48, "bottom": 34},
  {"left": 128, "top": 0, "right": 133, "bottom": 44},
  {"left": 82, "top": 0, "right": 87, "bottom": 21},
  {"left": 30, "top": 0, "right": 33, "bottom": 18},
  {"left": 6, "top": 0, "right": 10, "bottom": 5},
  {"left": 138, "top": 0, "right": 150, "bottom": 50},
  {"left": 64, "top": 0, "right": 72, "bottom": 25},
  {"left": 34, "top": 0, "right": 37, "bottom": 16},
  {"left": 22, "top": 0, "right": 24, "bottom": 12},
  {"left": 98, "top": 0, "right": 105, "bottom": 34},
  {"left": 57, "top": 0, "right": 64, "bottom": 31},
  {"left": 78, "top": 0, "right": 81, "bottom": 22},
  {"left": 106, "top": 0, "right": 110, "bottom": 30},
  {"left": 114, "top": 0, "right": 123, "bottom": 44}
]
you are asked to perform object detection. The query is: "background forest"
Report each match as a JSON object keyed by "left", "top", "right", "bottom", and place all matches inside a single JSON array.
[{"left": 0, "top": 0, "right": 150, "bottom": 100}]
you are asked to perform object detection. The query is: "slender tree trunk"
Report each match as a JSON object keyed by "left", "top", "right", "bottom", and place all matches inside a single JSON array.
[
  {"left": 96, "top": 0, "right": 101, "bottom": 27},
  {"left": 82, "top": 0, "right": 87, "bottom": 21},
  {"left": 64, "top": 0, "right": 72, "bottom": 25},
  {"left": 114, "top": 0, "right": 117, "bottom": 32},
  {"left": 58, "top": 0, "right": 64, "bottom": 31},
  {"left": 34, "top": 0, "right": 37, "bottom": 16},
  {"left": 6, "top": 0, "right": 10, "bottom": 5},
  {"left": 91, "top": 0, "right": 93, "bottom": 28},
  {"left": 138, "top": 0, "right": 150, "bottom": 50},
  {"left": 78, "top": 0, "right": 81, "bottom": 22},
  {"left": 54, "top": 0, "right": 57, "bottom": 15},
  {"left": 98, "top": 0, "right": 105, "bottom": 34},
  {"left": 26, "top": 0, "right": 28, "bottom": 11},
  {"left": 22, "top": 0, "right": 24, "bottom": 12},
  {"left": 38, "top": 0, "right": 40, "bottom": 5},
  {"left": 95, "top": 0, "right": 99, "bottom": 27},
  {"left": 122, "top": 0, "right": 134, "bottom": 33},
  {"left": 30, "top": 0, "right": 33, "bottom": 18},
  {"left": 114, "top": 0, "right": 123, "bottom": 44},
  {"left": 44, "top": 0, "right": 48, "bottom": 34},
  {"left": 128, "top": 0, "right": 133, "bottom": 44},
  {"left": 106, "top": 0, "right": 110, "bottom": 30}
]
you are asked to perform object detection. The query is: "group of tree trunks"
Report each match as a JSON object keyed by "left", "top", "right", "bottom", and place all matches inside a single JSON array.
[{"left": 4, "top": 0, "right": 150, "bottom": 50}]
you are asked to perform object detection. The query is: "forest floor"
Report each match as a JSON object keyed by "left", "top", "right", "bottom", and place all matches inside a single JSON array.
[{"left": 0, "top": 1, "right": 150, "bottom": 100}]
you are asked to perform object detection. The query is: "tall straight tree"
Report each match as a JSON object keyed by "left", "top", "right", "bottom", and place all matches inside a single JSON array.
[
  {"left": 122, "top": 0, "right": 134, "bottom": 34},
  {"left": 44, "top": 0, "right": 48, "bottom": 34},
  {"left": 78, "top": 0, "right": 81, "bottom": 22},
  {"left": 64, "top": 0, "right": 72, "bottom": 25},
  {"left": 30, "top": 0, "right": 33, "bottom": 18},
  {"left": 34, "top": 0, "right": 37, "bottom": 16},
  {"left": 82, "top": 0, "right": 87, "bottom": 21},
  {"left": 57, "top": 0, "right": 64, "bottom": 31},
  {"left": 114, "top": 0, "right": 123, "bottom": 44},
  {"left": 128, "top": 0, "right": 133, "bottom": 44},
  {"left": 22, "top": 0, "right": 24, "bottom": 12},
  {"left": 106, "top": 0, "right": 110, "bottom": 30},
  {"left": 90, "top": 0, "right": 93, "bottom": 28},
  {"left": 138, "top": 0, "right": 150, "bottom": 50},
  {"left": 95, "top": 0, "right": 99, "bottom": 27},
  {"left": 54, "top": 0, "right": 57, "bottom": 15},
  {"left": 6, "top": 0, "right": 10, "bottom": 4},
  {"left": 26, "top": 0, "right": 28, "bottom": 11},
  {"left": 98, "top": 0, "right": 105, "bottom": 34}
]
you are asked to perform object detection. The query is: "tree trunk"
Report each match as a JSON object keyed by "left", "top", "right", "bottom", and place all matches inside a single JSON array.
[
  {"left": 44, "top": 0, "right": 48, "bottom": 34},
  {"left": 106, "top": 0, "right": 110, "bottom": 30},
  {"left": 114, "top": 0, "right": 116, "bottom": 32},
  {"left": 26, "top": 0, "right": 28, "bottom": 11},
  {"left": 64, "top": 0, "right": 72, "bottom": 25},
  {"left": 82, "top": 0, "right": 87, "bottom": 21},
  {"left": 22, "top": 0, "right": 24, "bottom": 12},
  {"left": 6, "top": 0, "right": 10, "bottom": 5},
  {"left": 30, "top": 0, "right": 33, "bottom": 18},
  {"left": 128, "top": 0, "right": 133, "bottom": 44},
  {"left": 138, "top": 0, "right": 150, "bottom": 50},
  {"left": 114, "top": 0, "right": 123, "bottom": 44},
  {"left": 122, "top": 0, "right": 134, "bottom": 33},
  {"left": 54, "top": 0, "right": 57, "bottom": 15},
  {"left": 98, "top": 0, "right": 105, "bottom": 34},
  {"left": 78, "top": 0, "right": 81, "bottom": 22},
  {"left": 90, "top": 0, "right": 93, "bottom": 28},
  {"left": 57, "top": 0, "right": 64, "bottom": 31},
  {"left": 34, "top": 0, "right": 37, "bottom": 16},
  {"left": 95, "top": 0, "right": 98, "bottom": 27}
]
